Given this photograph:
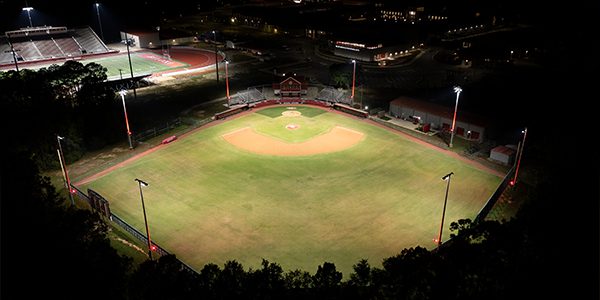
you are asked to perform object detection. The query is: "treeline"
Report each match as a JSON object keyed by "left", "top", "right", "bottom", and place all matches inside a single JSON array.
[{"left": 0, "top": 61, "right": 125, "bottom": 169}]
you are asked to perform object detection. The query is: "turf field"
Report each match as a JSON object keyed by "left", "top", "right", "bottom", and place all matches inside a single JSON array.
[
  {"left": 82, "top": 52, "right": 188, "bottom": 78},
  {"left": 79, "top": 105, "right": 502, "bottom": 276}
]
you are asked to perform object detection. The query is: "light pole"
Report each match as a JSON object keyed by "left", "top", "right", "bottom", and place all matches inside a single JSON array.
[
  {"left": 510, "top": 127, "right": 527, "bottom": 186},
  {"left": 351, "top": 59, "right": 356, "bottom": 99},
  {"left": 212, "top": 30, "right": 219, "bottom": 82},
  {"left": 225, "top": 60, "right": 230, "bottom": 103},
  {"left": 4, "top": 43, "right": 20, "bottom": 71},
  {"left": 118, "top": 90, "right": 134, "bottom": 149},
  {"left": 449, "top": 86, "right": 462, "bottom": 148},
  {"left": 437, "top": 172, "right": 454, "bottom": 246},
  {"left": 135, "top": 178, "right": 154, "bottom": 260},
  {"left": 124, "top": 32, "right": 138, "bottom": 99},
  {"left": 156, "top": 26, "right": 164, "bottom": 57},
  {"left": 95, "top": 3, "right": 105, "bottom": 42},
  {"left": 57, "top": 135, "right": 75, "bottom": 206},
  {"left": 22, "top": 7, "right": 33, "bottom": 27}
]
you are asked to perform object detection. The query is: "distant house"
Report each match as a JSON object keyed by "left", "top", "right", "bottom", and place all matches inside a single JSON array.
[
  {"left": 490, "top": 145, "right": 517, "bottom": 165},
  {"left": 389, "top": 96, "right": 487, "bottom": 143}
]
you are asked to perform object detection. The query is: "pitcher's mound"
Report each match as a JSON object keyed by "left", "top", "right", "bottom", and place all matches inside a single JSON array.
[
  {"left": 282, "top": 111, "right": 302, "bottom": 117},
  {"left": 286, "top": 124, "right": 300, "bottom": 130}
]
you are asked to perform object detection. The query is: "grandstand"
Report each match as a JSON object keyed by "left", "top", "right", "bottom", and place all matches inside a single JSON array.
[
  {"left": 316, "top": 87, "right": 351, "bottom": 104},
  {"left": 231, "top": 87, "right": 266, "bottom": 105},
  {"left": 1, "top": 26, "right": 112, "bottom": 66}
]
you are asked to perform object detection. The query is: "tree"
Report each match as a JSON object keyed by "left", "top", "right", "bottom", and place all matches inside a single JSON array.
[
  {"left": 329, "top": 63, "right": 352, "bottom": 88},
  {"left": 310, "top": 262, "right": 343, "bottom": 299},
  {"left": 129, "top": 255, "right": 200, "bottom": 300},
  {"left": 246, "top": 259, "right": 285, "bottom": 299},
  {"left": 348, "top": 259, "right": 372, "bottom": 287}
]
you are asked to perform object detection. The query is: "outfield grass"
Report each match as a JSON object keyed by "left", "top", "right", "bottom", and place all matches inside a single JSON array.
[{"left": 81, "top": 106, "right": 502, "bottom": 276}]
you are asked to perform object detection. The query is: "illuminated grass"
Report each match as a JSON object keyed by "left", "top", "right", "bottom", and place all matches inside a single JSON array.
[
  {"left": 81, "top": 106, "right": 501, "bottom": 276},
  {"left": 83, "top": 52, "right": 188, "bottom": 77}
]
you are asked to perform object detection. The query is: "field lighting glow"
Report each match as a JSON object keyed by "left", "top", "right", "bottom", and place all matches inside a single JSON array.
[{"left": 293, "top": 0, "right": 302, "bottom": 3}]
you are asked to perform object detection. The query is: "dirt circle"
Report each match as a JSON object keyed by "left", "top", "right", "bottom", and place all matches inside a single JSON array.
[
  {"left": 286, "top": 124, "right": 300, "bottom": 130},
  {"left": 282, "top": 111, "right": 302, "bottom": 117},
  {"left": 222, "top": 126, "right": 365, "bottom": 156}
]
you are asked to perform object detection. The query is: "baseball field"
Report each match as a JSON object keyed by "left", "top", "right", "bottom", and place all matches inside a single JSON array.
[{"left": 78, "top": 105, "right": 502, "bottom": 276}]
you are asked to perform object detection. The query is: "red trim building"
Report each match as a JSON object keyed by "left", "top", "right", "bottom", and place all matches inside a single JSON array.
[
  {"left": 389, "top": 96, "right": 487, "bottom": 143},
  {"left": 273, "top": 76, "right": 307, "bottom": 97}
]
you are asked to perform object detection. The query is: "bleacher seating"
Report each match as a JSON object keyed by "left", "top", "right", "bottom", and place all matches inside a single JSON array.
[
  {"left": 316, "top": 87, "right": 351, "bottom": 104},
  {"left": 0, "top": 42, "right": 13, "bottom": 65},
  {"left": 0, "top": 26, "right": 109, "bottom": 66},
  {"left": 34, "top": 39, "right": 63, "bottom": 58},
  {"left": 73, "top": 28, "right": 108, "bottom": 54},
  {"left": 231, "top": 88, "right": 266, "bottom": 105},
  {"left": 12, "top": 41, "right": 43, "bottom": 61}
]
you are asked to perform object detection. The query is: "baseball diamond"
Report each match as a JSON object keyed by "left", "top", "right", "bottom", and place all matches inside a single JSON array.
[{"left": 77, "top": 104, "right": 502, "bottom": 276}]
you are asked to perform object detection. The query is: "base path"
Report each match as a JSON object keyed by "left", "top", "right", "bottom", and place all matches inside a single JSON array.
[{"left": 222, "top": 126, "right": 364, "bottom": 156}]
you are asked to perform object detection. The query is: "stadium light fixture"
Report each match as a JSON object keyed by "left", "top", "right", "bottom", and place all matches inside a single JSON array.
[
  {"left": 56, "top": 135, "right": 75, "bottom": 206},
  {"left": 22, "top": 7, "right": 33, "bottom": 27},
  {"left": 437, "top": 172, "right": 454, "bottom": 246},
  {"left": 351, "top": 59, "right": 356, "bottom": 99},
  {"left": 225, "top": 60, "right": 231, "bottom": 102},
  {"left": 123, "top": 32, "right": 139, "bottom": 102},
  {"left": 94, "top": 3, "right": 105, "bottom": 42},
  {"left": 118, "top": 90, "right": 134, "bottom": 149},
  {"left": 510, "top": 127, "right": 528, "bottom": 186},
  {"left": 212, "top": 30, "right": 219, "bottom": 83},
  {"left": 449, "top": 86, "right": 462, "bottom": 148},
  {"left": 135, "top": 178, "right": 154, "bottom": 260}
]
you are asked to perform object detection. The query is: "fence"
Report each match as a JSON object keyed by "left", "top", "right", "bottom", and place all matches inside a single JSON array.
[
  {"left": 71, "top": 185, "right": 199, "bottom": 275},
  {"left": 133, "top": 118, "right": 182, "bottom": 142},
  {"left": 473, "top": 166, "right": 515, "bottom": 223}
]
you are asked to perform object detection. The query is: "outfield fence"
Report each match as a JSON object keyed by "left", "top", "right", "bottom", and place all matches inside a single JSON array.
[
  {"left": 473, "top": 166, "right": 515, "bottom": 224},
  {"left": 71, "top": 185, "right": 200, "bottom": 275},
  {"left": 133, "top": 118, "right": 182, "bottom": 142}
]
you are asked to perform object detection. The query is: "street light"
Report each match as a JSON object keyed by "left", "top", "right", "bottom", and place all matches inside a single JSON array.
[
  {"left": 437, "top": 172, "right": 454, "bottom": 246},
  {"left": 22, "top": 7, "right": 33, "bottom": 27},
  {"left": 94, "top": 3, "right": 105, "bottom": 42},
  {"left": 212, "top": 30, "right": 219, "bottom": 82},
  {"left": 118, "top": 90, "right": 134, "bottom": 149},
  {"left": 351, "top": 59, "right": 356, "bottom": 99},
  {"left": 57, "top": 135, "right": 75, "bottom": 206},
  {"left": 4, "top": 44, "right": 20, "bottom": 71},
  {"left": 135, "top": 178, "right": 154, "bottom": 260},
  {"left": 449, "top": 86, "right": 462, "bottom": 148},
  {"left": 510, "top": 127, "right": 528, "bottom": 186},
  {"left": 225, "top": 60, "right": 231, "bottom": 102}
]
